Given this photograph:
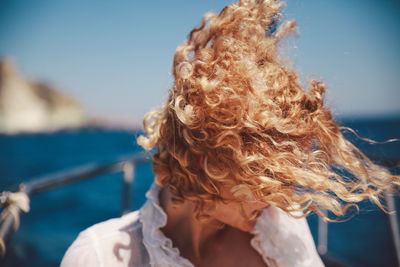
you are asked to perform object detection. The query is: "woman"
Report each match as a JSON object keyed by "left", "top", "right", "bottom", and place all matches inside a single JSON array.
[{"left": 61, "top": 0, "right": 399, "bottom": 266}]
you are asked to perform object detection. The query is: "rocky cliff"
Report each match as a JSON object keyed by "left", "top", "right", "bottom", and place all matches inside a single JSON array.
[{"left": 0, "top": 57, "right": 87, "bottom": 134}]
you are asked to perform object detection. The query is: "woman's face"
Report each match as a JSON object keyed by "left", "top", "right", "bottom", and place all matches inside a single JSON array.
[{"left": 209, "top": 187, "right": 269, "bottom": 232}]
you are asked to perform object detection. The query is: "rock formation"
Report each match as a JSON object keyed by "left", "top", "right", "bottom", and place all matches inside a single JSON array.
[{"left": 0, "top": 57, "right": 87, "bottom": 134}]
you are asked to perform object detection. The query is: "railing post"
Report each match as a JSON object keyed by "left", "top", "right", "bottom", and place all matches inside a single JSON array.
[
  {"left": 385, "top": 187, "right": 400, "bottom": 266},
  {"left": 318, "top": 208, "right": 328, "bottom": 255},
  {"left": 121, "top": 161, "right": 135, "bottom": 215}
]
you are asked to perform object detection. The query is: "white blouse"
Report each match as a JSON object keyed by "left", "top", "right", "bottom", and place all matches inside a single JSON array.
[{"left": 60, "top": 183, "right": 324, "bottom": 267}]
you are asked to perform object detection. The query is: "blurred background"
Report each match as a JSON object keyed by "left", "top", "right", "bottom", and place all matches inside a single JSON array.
[{"left": 0, "top": 0, "right": 399, "bottom": 266}]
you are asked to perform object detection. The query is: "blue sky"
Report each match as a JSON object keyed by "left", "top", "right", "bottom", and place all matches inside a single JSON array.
[{"left": 0, "top": 0, "right": 399, "bottom": 125}]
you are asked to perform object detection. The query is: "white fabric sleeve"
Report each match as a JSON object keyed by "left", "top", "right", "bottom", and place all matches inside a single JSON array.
[{"left": 60, "top": 228, "right": 102, "bottom": 267}]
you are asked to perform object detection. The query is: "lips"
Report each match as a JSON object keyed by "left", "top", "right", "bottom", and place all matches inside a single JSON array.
[{"left": 255, "top": 210, "right": 263, "bottom": 219}]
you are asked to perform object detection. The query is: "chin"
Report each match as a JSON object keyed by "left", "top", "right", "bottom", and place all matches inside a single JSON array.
[{"left": 239, "top": 220, "right": 257, "bottom": 233}]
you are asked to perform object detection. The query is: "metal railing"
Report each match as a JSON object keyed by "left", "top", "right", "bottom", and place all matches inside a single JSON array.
[
  {"left": 0, "top": 152, "right": 152, "bottom": 258},
  {"left": 317, "top": 188, "right": 400, "bottom": 266},
  {"left": 0, "top": 152, "right": 399, "bottom": 265},
  {"left": 317, "top": 156, "right": 400, "bottom": 266}
]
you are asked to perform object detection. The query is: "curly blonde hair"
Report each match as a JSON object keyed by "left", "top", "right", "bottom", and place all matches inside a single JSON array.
[{"left": 138, "top": 0, "right": 399, "bottom": 221}]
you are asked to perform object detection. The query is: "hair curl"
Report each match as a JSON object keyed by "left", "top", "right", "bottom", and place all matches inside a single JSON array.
[{"left": 138, "top": 0, "right": 400, "bottom": 221}]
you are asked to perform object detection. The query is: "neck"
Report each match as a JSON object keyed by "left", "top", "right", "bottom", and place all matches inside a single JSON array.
[{"left": 159, "top": 186, "right": 224, "bottom": 261}]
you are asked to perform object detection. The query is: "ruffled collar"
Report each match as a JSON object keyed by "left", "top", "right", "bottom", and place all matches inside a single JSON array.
[
  {"left": 139, "top": 183, "right": 194, "bottom": 267},
  {"left": 139, "top": 183, "right": 322, "bottom": 267}
]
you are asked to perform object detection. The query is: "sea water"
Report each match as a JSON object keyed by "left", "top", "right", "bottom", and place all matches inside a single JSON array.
[{"left": 0, "top": 117, "right": 399, "bottom": 267}]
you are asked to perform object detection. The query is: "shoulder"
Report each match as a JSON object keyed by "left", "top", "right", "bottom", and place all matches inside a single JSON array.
[{"left": 61, "top": 210, "right": 149, "bottom": 267}]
